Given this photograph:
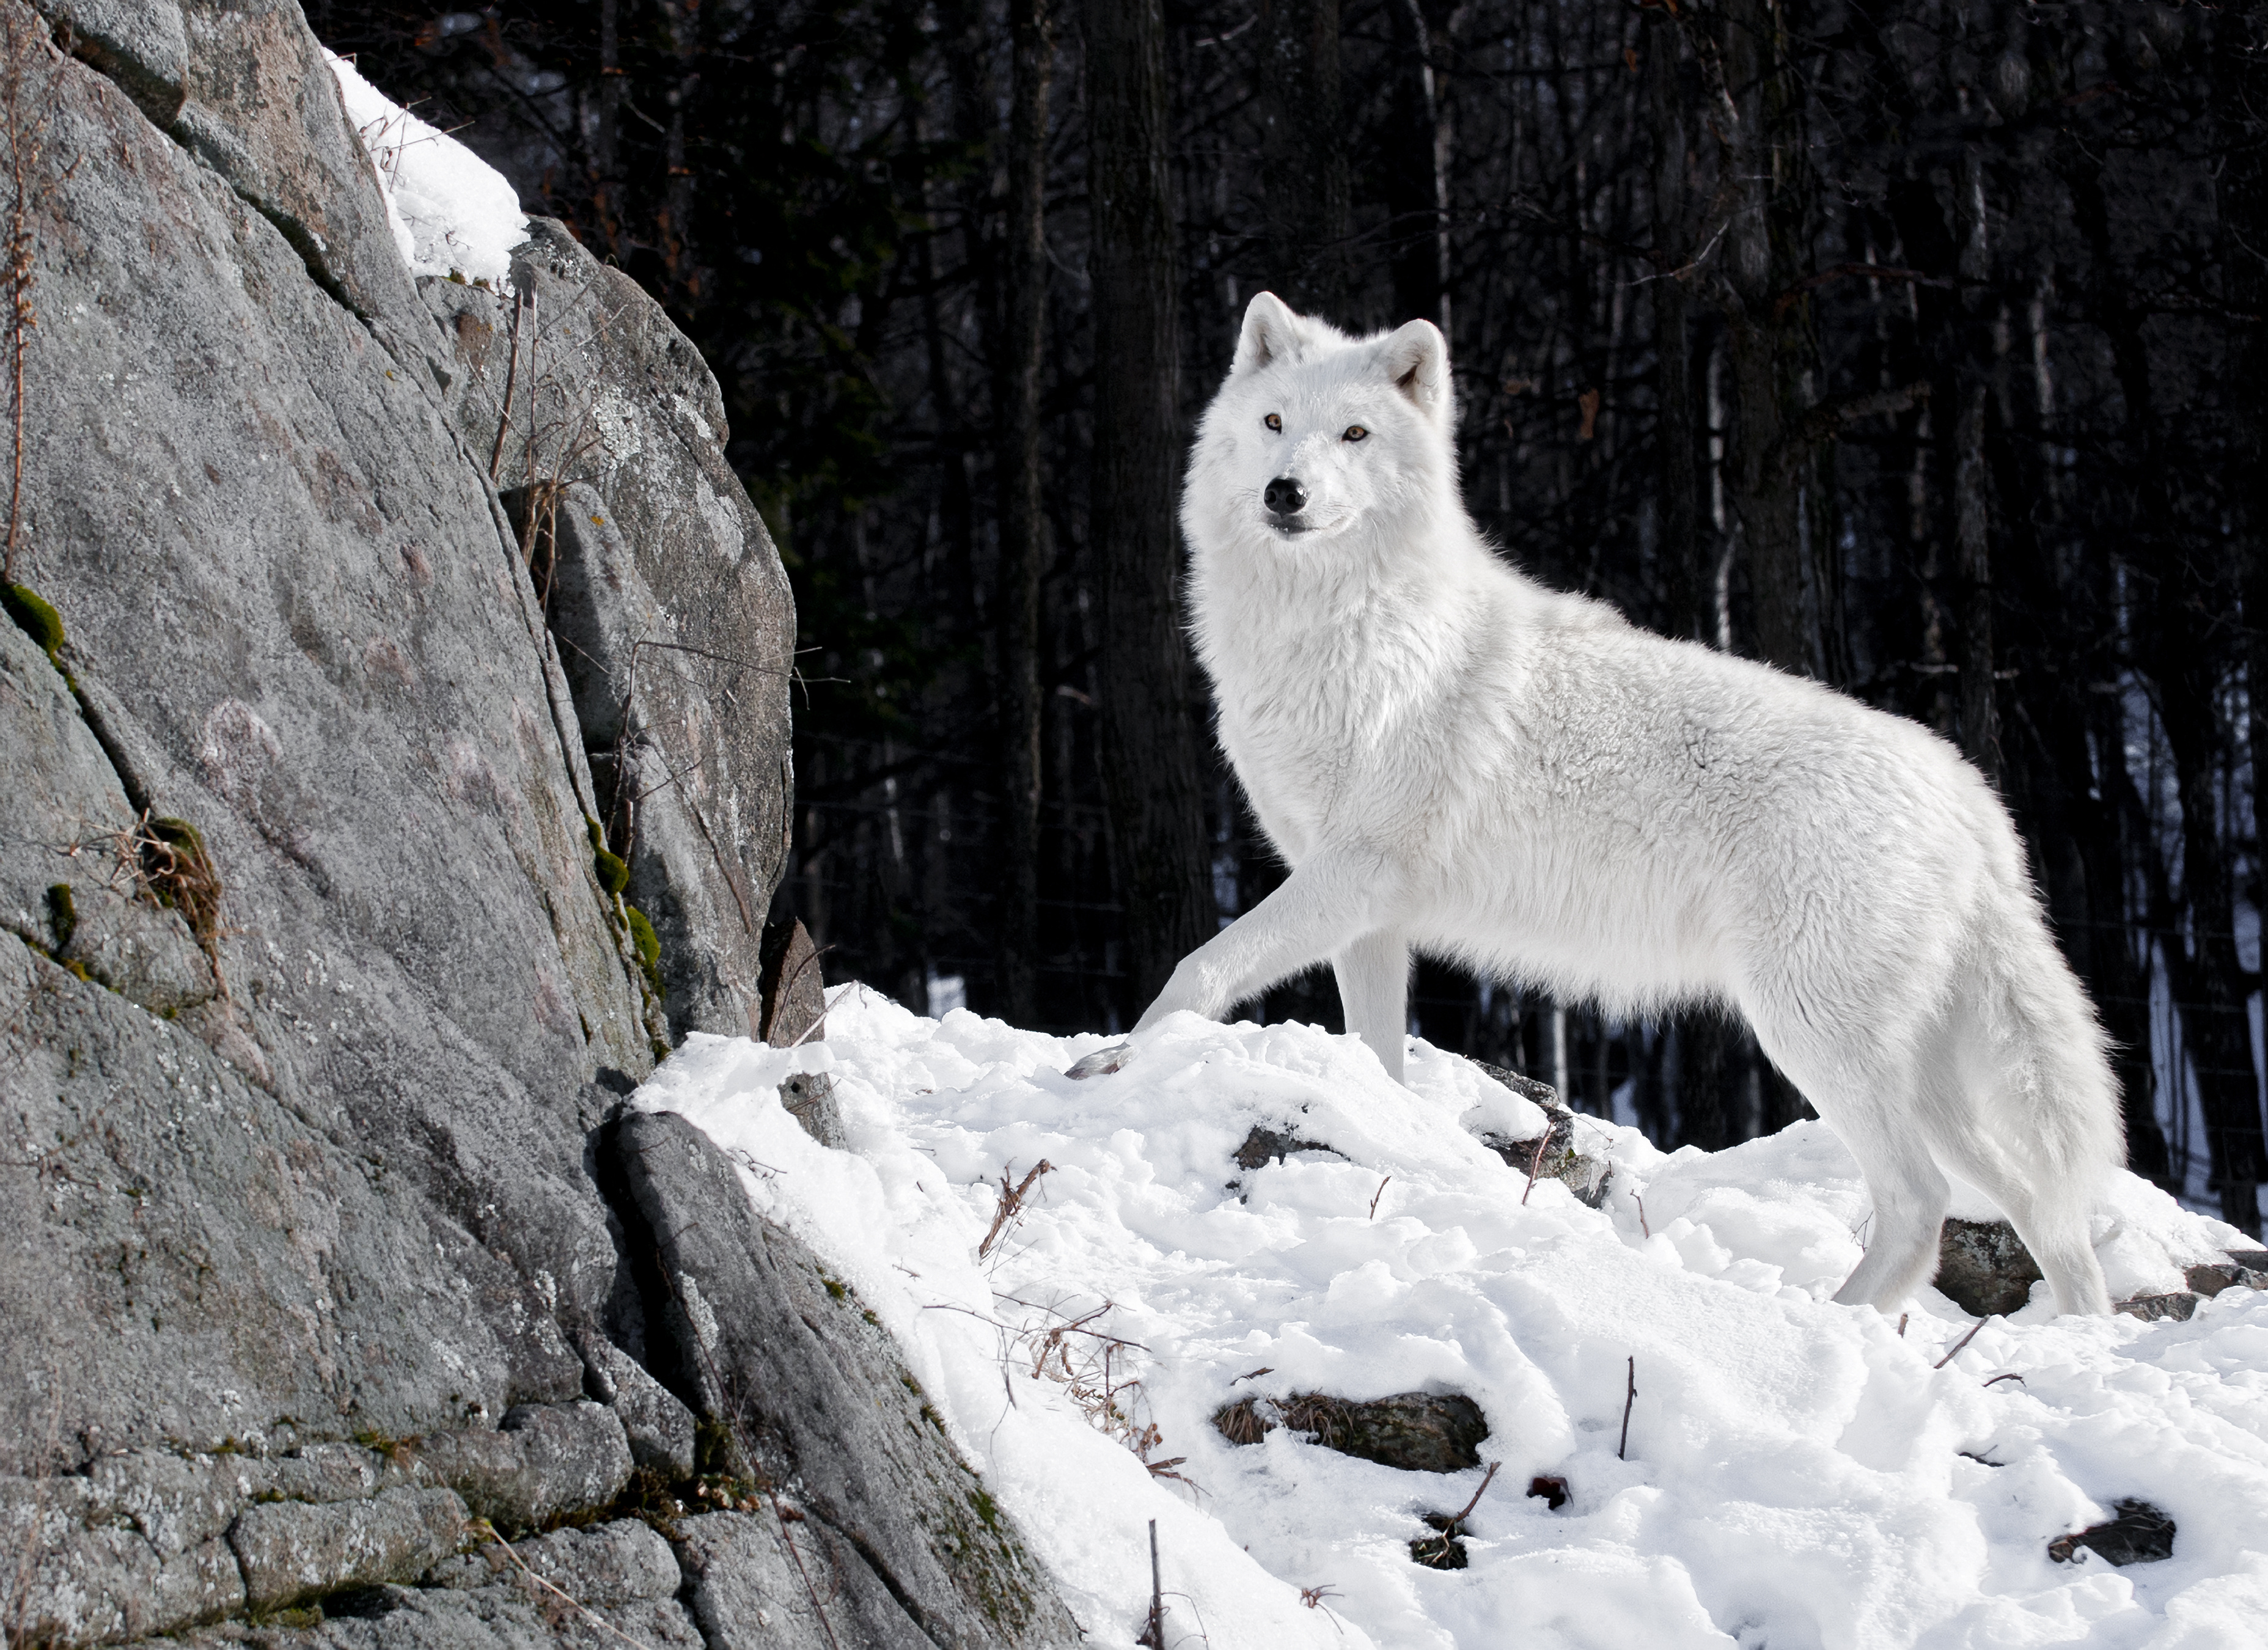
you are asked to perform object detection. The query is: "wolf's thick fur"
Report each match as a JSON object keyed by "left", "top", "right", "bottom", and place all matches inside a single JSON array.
[{"left": 1139, "top": 292, "right": 2121, "bottom": 1316}]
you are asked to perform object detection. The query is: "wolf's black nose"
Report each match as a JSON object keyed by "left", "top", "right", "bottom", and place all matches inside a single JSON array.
[{"left": 1264, "top": 477, "right": 1307, "bottom": 516}]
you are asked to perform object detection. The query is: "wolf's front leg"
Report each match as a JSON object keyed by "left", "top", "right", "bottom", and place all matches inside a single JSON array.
[
  {"left": 1333, "top": 931, "right": 1410, "bottom": 1084},
  {"left": 1134, "top": 849, "right": 1400, "bottom": 1032}
]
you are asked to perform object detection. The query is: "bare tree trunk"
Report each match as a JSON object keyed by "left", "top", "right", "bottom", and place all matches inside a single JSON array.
[
  {"left": 1648, "top": 11, "right": 1704, "bottom": 642},
  {"left": 1085, "top": 0, "right": 1218, "bottom": 1018},
  {"left": 594, "top": 0, "right": 622, "bottom": 256},
  {"left": 1385, "top": 0, "right": 1450, "bottom": 334},
  {"left": 2068, "top": 117, "right": 2262, "bottom": 1230},
  {"left": 1718, "top": 0, "right": 1825, "bottom": 678},
  {"left": 1951, "top": 146, "right": 2002, "bottom": 783},
  {"left": 2152, "top": 628, "right": 2265, "bottom": 1238},
  {"left": 2221, "top": 0, "right": 2268, "bottom": 1231},
  {"left": 1259, "top": 0, "right": 1350, "bottom": 317},
  {"left": 658, "top": 0, "right": 700, "bottom": 299},
  {"left": 997, "top": 0, "right": 1054, "bottom": 1029}
]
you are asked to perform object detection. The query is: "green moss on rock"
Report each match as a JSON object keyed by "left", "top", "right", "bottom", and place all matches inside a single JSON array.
[
  {"left": 623, "top": 904, "right": 661, "bottom": 992},
  {"left": 586, "top": 815, "right": 629, "bottom": 895},
  {"left": 3, "top": 581, "right": 62, "bottom": 664}
]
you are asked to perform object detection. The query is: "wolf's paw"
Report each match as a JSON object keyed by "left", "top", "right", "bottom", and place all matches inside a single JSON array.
[{"left": 1065, "top": 1042, "right": 1133, "bottom": 1080}]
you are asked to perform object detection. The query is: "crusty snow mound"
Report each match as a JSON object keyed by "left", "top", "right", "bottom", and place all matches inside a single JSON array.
[
  {"left": 631, "top": 988, "right": 2268, "bottom": 1649},
  {"left": 325, "top": 51, "right": 525, "bottom": 284}
]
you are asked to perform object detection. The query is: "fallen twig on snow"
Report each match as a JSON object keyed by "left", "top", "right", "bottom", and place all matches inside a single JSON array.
[
  {"left": 1618, "top": 1356, "right": 1637, "bottom": 1460},
  {"left": 1137, "top": 1518, "right": 1165, "bottom": 1648},
  {"left": 978, "top": 1159, "right": 1054, "bottom": 1260},
  {"left": 1522, "top": 1134, "right": 1548, "bottom": 1204},
  {"left": 1934, "top": 1319, "right": 1987, "bottom": 1370}
]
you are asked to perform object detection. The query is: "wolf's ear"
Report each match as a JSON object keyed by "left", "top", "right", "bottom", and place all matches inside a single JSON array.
[
  {"left": 1233, "top": 292, "right": 1304, "bottom": 376},
  {"left": 1379, "top": 318, "right": 1450, "bottom": 417}
]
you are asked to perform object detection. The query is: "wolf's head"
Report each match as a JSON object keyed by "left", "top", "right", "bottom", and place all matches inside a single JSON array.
[{"left": 1184, "top": 292, "right": 1456, "bottom": 556}]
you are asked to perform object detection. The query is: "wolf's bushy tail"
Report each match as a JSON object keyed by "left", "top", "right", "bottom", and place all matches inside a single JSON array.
[
  {"left": 1967, "top": 882, "right": 2125, "bottom": 1172},
  {"left": 1942, "top": 880, "right": 2123, "bottom": 1314}
]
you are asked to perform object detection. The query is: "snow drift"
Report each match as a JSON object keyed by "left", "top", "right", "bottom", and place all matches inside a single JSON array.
[
  {"left": 325, "top": 51, "right": 526, "bottom": 284},
  {"left": 628, "top": 989, "right": 2268, "bottom": 1650}
]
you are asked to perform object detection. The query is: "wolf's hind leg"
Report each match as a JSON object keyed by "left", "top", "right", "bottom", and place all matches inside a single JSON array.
[
  {"left": 1774, "top": 1059, "right": 1950, "bottom": 1311},
  {"left": 1828, "top": 1113, "right": 1953, "bottom": 1311},
  {"left": 1932, "top": 1135, "right": 2113, "bottom": 1317},
  {"left": 1332, "top": 932, "right": 1409, "bottom": 1084}
]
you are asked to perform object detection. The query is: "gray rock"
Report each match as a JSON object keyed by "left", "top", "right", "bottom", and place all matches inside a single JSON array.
[
  {"left": 2185, "top": 1261, "right": 2268, "bottom": 1297},
  {"left": 1, "top": 11, "right": 651, "bottom": 1473},
  {"left": 606, "top": 1110, "right": 1082, "bottom": 1648},
  {"left": 1231, "top": 1123, "right": 1343, "bottom": 1171},
  {"left": 230, "top": 1486, "right": 469, "bottom": 1610},
  {"left": 53, "top": 878, "right": 219, "bottom": 1013},
  {"left": 425, "top": 1519, "right": 680, "bottom": 1607},
  {"left": 2048, "top": 1498, "right": 2176, "bottom": 1566},
  {"left": 1934, "top": 1218, "right": 2044, "bottom": 1318},
  {"left": 170, "top": 0, "right": 436, "bottom": 347},
  {"left": 268, "top": 1444, "right": 416, "bottom": 1507},
  {"left": 496, "top": 1403, "right": 636, "bottom": 1527},
  {"left": 29, "top": 0, "right": 187, "bottom": 124},
  {"left": 577, "top": 1334, "right": 698, "bottom": 1480},
  {"left": 1214, "top": 1390, "right": 1491, "bottom": 1473},
  {"left": 0, "top": 1469, "right": 246, "bottom": 1646},
  {"left": 150, "top": 1580, "right": 708, "bottom": 1647},
  {"left": 758, "top": 917, "right": 845, "bottom": 1148},
  {"left": 391, "top": 1404, "right": 632, "bottom": 1535},
  {"left": 1474, "top": 1063, "right": 1613, "bottom": 1206},
  {"left": 424, "top": 220, "right": 796, "bottom": 1047},
  {"left": 0, "top": 2, "right": 1083, "bottom": 1641},
  {"left": 675, "top": 1509, "right": 934, "bottom": 1650},
  {"left": 86, "top": 1448, "right": 275, "bottom": 1554},
  {"left": 2115, "top": 1291, "right": 2201, "bottom": 1323}
]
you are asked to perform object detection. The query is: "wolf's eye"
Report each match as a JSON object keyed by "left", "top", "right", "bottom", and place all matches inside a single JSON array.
[
  {"left": 1343, "top": 425, "right": 1369, "bottom": 442},
  {"left": 1264, "top": 413, "right": 1282, "bottom": 432}
]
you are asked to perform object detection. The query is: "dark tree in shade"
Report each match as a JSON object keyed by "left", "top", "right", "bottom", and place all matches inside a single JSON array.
[
  {"left": 995, "top": 0, "right": 1054, "bottom": 1028},
  {"left": 1085, "top": 0, "right": 1217, "bottom": 1010},
  {"left": 1260, "top": 0, "right": 1351, "bottom": 317}
]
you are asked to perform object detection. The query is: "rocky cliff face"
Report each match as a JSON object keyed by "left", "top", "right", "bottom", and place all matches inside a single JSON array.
[{"left": 0, "top": 1, "right": 1070, "bottom": 1642}]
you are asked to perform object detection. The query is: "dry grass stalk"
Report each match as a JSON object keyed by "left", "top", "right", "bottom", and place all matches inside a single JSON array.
[
  {"left": 487, "top": 288, "right": 526, "bottom": 479},
  {"left": 1001, "top": 1292, "right": 1191, "bottom": 1487},
  {"left": 86, "top": 810, "right": 228, "bottom": 989},
  {"left": 977, "top": 1159, "right": 1053, "bottom": 1260}
]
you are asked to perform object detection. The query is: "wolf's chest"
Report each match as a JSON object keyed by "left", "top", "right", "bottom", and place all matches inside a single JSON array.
[{"left": 1207, "top": 616, "right": 1442, "bottom": 823}]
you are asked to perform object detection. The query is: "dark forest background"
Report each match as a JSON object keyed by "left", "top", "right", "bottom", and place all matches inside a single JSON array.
[{"left": 306, "top": 0, "right": 2268, "bottom": 1234}]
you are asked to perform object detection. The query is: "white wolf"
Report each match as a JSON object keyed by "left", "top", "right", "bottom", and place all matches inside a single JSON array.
[{"left": 1123, "top": 291, "right": 2123, "bottom": 1318}]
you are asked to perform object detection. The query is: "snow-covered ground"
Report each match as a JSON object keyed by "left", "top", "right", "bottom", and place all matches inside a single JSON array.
[
  {"left": 325, "top": 52, "right": 526, "bottom": 284},
  {"left": 632, "top": 989, "right": 2268, "bottom": 1650}
]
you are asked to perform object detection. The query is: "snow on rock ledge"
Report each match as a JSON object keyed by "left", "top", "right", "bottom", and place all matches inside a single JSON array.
[
  {"left": 634, "top": 990, "right": 2268, "bottom": 1650},
  {"left": 325, "top": 51, "right": 525, "bottom": 283}
]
